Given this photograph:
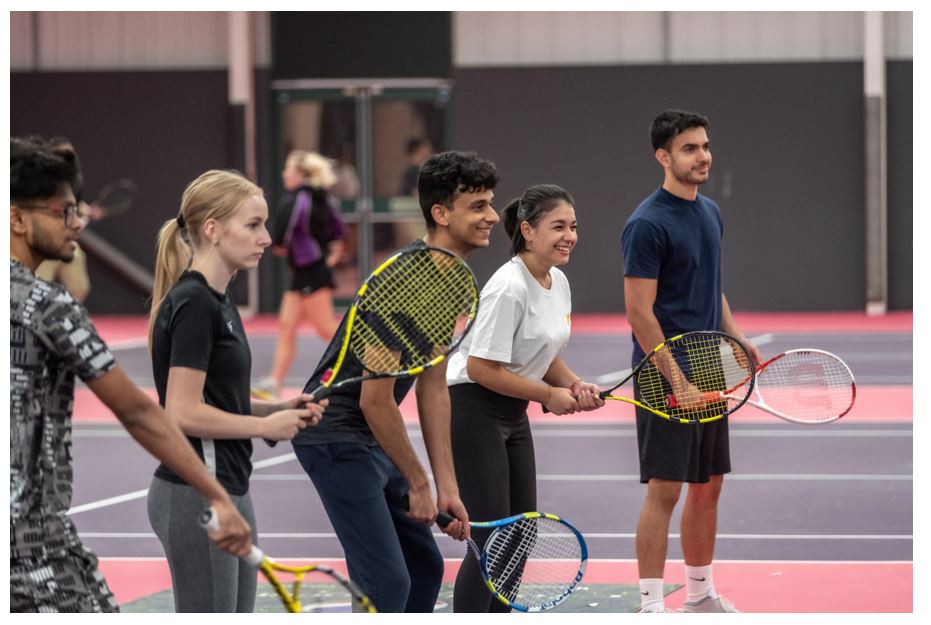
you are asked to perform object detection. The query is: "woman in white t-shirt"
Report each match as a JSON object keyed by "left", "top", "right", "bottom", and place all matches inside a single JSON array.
[{"left": 446, "top": 183, "right": 604, "bottom": 612}]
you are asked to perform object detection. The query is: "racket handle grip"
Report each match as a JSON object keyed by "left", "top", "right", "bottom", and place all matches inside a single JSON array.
[
  {"left": 666, "top": 391, "right": 722, "bottom": 409},
  {"left": 199, "top": 507, "right": 265, "bottom": 567},
  {"left": 435, "top": 512, "right": 455, "bottom": 528}
]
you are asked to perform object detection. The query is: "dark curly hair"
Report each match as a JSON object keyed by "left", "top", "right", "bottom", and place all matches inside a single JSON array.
[
  {"left": 417, "top": 151, "right": 500, "bottom": 229},
  {"left": 11, "top": 136, "right": 78, "bottom": 203}
]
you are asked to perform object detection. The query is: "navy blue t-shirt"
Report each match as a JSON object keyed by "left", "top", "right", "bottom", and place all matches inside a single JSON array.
[
  {"left": 292, "top": 240, "right": 425, "bottom": 447},
  {"left": 621, "top": 187, "right": 724, "bottom": 364}
]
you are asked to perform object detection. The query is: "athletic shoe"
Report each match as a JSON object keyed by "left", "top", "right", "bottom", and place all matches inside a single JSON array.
[
  {"left": 635, "top": 604, "right": 677, "bottom": 613},
  {"left": 251, "top": 376, "right": 278, "bottom": 401},
  {"left": 680, "top": 594, "right": 740, "bottom": 613}
]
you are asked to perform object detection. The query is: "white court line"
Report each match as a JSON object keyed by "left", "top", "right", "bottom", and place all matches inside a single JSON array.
[
  {"left": 250, "top": 473, "right": 910, "bottom": 482},
  {"left": 68, "top": 454, "right": 300, "bottom": 514},
  {"left": 106, "top": 337, "right": 149, "bottom": 351},
  {"left": 72, "top": 427, "right": 913, "bottom": 439},
  {"left": 80, "top": 531, "right": 911, "bottom": 541},
  {"left": 92, "top": 556, "right": 912, "bottom": 565}
]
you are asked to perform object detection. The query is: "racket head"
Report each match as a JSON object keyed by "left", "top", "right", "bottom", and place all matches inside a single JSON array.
[
  {"left": 91, "top": 178, "right": 137, "bottom": 217},
  {"left": 347, "top": 246, "right": 478, "bottom": 375},
  {"left": 753, "top": 349, "right": 856, "bottom": 424},
  {"left": 637, "top": 331, "right": 756, "bottom": 424},
  {"left": 260, "top": 560, "right": 377, "bottom": 613},
  {"left": 479, "top": 512, "right": 588, "bottom": 612}
]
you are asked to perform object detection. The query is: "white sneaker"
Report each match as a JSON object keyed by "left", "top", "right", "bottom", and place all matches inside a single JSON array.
[
  {"left": 680, "top": 594, "right": 740, "bottom": 613},
  {"left": 635, "top": 604, "right": 676, "bottom": 613},
  {"left": 251, "top": 376, "right": 279, "bottom": 401}
]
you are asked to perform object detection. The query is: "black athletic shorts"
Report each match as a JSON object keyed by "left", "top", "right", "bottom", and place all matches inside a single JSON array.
[
  {"left": 288, "top": 258, "right": 335, "bottom": 295},
  {"left": 634, "top": 380, "right": 731, "bottom": 483}
]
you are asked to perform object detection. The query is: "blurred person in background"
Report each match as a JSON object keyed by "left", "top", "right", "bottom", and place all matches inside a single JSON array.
[
  {"left": 253, "top": 151, "right": 347, "bottom": 399},
  {"left": 400, "top": 137, "right": 433, "bottom": 197}
]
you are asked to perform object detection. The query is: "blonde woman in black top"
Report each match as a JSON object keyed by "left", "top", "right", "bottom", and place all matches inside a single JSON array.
[{"left": 146, "top": 170, "right": 326, "bottom": 612}]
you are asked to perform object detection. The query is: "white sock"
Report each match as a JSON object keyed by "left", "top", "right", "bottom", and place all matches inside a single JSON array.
[
  {"left": 684, "top": 564, "right": 718, "bottom": 602},
  {"left": 639, "top": 578, "right": 666, "bottom": 610}
]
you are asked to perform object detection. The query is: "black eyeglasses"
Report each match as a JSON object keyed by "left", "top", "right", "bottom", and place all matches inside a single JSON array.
[{"left": 18, "top": 201, "right": 81, "bottom": 226}]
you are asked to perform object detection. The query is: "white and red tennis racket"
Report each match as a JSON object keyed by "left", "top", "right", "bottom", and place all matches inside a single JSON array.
[{"left": 669, "top": 349, "right": 855, "bottom": 424}]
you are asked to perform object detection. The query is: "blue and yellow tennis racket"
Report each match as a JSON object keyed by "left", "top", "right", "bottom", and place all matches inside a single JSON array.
[{"left": 436, "top": 511, "right": 588, "bottom": 612}]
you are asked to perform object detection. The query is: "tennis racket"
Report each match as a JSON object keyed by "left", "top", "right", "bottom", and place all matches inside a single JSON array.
[
  {"left": 436, "top": 511, "right": 588, "bottom": 612},
  {"left": 668, "top": 349, "right": 855, "bottom": 424},
  {"left": 86, "top": 178, "right": 136, "bottom": 221},
  {"left": 199, "top": 508, "right": 377, "bottom": 613},
  {"left": 591, "top": 330, "right": 756, "bottom": 424},
  {"left": 266, "top": 245, "right": 478, "bottom": 446}
]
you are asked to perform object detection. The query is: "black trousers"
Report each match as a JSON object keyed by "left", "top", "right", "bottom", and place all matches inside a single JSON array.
[{"left": 449, "top": 383, "right": 536, "bottom": 612}]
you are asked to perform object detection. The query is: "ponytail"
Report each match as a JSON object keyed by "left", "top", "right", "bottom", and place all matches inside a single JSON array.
[
  {"left": 148, "top": 217, "right": 191, "bottom": 349},
  {"left": 501, "top": 197, "right": 525, "bottom": 257}
]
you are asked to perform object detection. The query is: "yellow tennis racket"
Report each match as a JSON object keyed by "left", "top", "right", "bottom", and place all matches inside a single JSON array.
[
  {"left": 200, "top": 509, "right": 377, "bottom": 613},
  {"left": 266, "top": 244, "right": 478, "bottom": 446},
  {"left": 601, "top": 330, "right": 757, "bottom": 424}
]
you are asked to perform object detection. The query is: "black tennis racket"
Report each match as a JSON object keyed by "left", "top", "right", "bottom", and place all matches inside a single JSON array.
[
  {"left": 266, "top": 245, "right": 479, "bottom": 446},
  {"left": 436, "top": 511, "right": 587, "bottom": 612},
  {"left": 200, "top": 508, "right": 377, "bottom": 613},
  {"left": 87, "top": 178, "right": 136, "bottom": 221},
  {"left": 594, "top": 330, "right": 757, "bottom": 424},
  {"left": 668, "top": 348, "right": 855, "bottom": 424}
]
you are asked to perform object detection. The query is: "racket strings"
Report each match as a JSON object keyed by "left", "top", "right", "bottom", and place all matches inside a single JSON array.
[
  {"left": 638, "top": 333, "right": 754, "bottom": 421},
  {"left": 757, "top": 351, "right": 855, "bottom": 421},
  {"left": 351, "top": 249, "right": 476, "bottom": 373},
  {"left": 483, "top": 517, "right": 582, "bottom": 608}
]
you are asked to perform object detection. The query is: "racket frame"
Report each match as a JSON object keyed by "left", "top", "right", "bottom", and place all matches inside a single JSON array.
[
  {"left": 601, "top": 330, "right": 756, "bottom": 424},
  {"left": 449, "top": 511, "right": 588, "bottom": 613},
  {"left": 199, "top": 508, "right": 377, "bottom": 613},
  {"left": 733, "top": 348, "right": 856, "bottom": 424},
  {"left": 311, "top": 245, "right": 479, "bottom": 400}
]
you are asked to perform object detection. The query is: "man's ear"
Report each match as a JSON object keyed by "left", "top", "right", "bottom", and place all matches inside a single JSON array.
[
  {"left": 431, "top": 203, "right": 450, "bottom": 228},
  {"left": 655, "top": 148, "right": 671, "bottom": 169},
  {"left": 10, "top": 205, "right": 29, "bottom": 235}
]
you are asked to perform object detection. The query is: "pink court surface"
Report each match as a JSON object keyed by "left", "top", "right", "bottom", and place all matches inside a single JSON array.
[{"left": 79, "top": 311, "right": 912, "bottom": 613}]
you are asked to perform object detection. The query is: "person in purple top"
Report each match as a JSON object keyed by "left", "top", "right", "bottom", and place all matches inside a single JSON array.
[{"left": 254, "top": 150, "right": 348, "bottom": 399}]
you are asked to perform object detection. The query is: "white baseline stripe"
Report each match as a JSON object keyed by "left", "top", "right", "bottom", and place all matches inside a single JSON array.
[
  {"left": 80, "top": 531, "right": 911, "bottom": 541},
  {"left": 93, "top": 556, "right": 911, "bottom": 565},
  {"left": 250, "top": 473, "right": 910, "bottom": 482},
  {"left": 69, "top": 489, "right": 149, "bottom": 514}
]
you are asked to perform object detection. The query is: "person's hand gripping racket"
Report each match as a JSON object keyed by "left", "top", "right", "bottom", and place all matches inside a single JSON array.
[
  {"left": 259, "top": 393, "right": 327, "bottom": 442},
  {"left": 205, "top": 496, "right": 254, "bottom": 558}
]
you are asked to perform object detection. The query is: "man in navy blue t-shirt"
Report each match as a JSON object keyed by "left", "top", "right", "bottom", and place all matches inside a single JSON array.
[{"left": 621, "top": 110, "right": 762, "bottom": 613}]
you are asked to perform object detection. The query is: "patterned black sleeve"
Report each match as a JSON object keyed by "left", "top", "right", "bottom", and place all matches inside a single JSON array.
[{"left": 38, "top": 287, "right": 116, "bottom": 382}]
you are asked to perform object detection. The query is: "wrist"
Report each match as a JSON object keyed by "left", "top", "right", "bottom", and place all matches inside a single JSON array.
[{"left": 543, "top": 384, "right": 552, "bottom": 404}]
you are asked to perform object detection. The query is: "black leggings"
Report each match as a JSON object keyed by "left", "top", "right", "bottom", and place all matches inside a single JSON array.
[{"left": 449, "top": 383, "right": 536, "bottom": 613}]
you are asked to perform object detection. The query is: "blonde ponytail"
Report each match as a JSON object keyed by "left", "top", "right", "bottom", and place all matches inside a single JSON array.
[{"left": 148, "top": 217, "right": 191, "bottom": 349}]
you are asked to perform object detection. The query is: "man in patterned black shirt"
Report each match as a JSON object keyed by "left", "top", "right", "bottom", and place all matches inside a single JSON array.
[{"left": 9, "top": 138, "right": 254, "bottom": 612}]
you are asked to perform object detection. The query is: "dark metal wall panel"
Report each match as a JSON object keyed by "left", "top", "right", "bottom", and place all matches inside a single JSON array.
[
  {"left": 271, "top": 12, "right": 452, "bottom": 80},
  {"left": 886, "top": 61, "right": 912, "bottom": 310},
  {"left": 452, "top": 62, "right": 906, "bottom": 312},
  {"left": 12, "top": 70, "right": 236, "bottom": 314}
]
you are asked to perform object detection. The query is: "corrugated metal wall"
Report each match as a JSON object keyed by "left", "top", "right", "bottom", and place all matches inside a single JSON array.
[
  {"left": 10, "top": 11, "right": 271, "bottom": 69},
  {"left": 453, "top": 11, "right": 912, "bottom": 66},
  {"left": 11, "top": 11, "right": 912, "bottom": 70}
]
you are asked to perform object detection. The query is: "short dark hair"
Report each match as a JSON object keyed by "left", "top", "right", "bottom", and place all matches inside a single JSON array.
[
  {"left": 417, "top": 151, "right": 499, "bottom": 229},
  {"left": 501, "top": 184, "right": 575, "bottom": 257},
  {"left": 650, "top": 109, "right": 710, "bottom": 151},
  {"left": 11, "top": 137, "right": 77, "bottom": 203}
]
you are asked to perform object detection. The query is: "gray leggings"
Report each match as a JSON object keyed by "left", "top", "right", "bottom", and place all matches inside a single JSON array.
[{"left": 147, "top": 477, "right": 258, "bottom": 612}]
